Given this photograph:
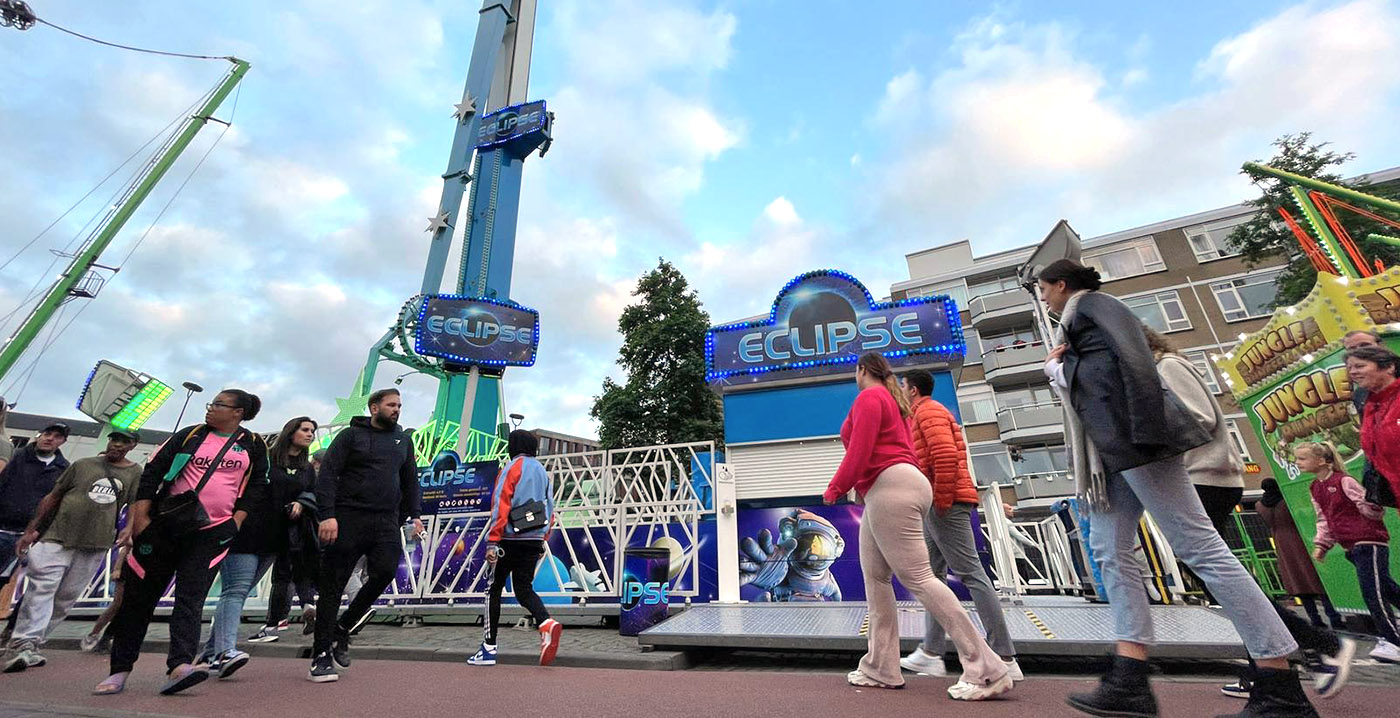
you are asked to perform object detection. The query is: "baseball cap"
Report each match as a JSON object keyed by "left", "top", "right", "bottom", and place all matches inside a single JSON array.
[
  {"left": 108, "top": 427, "right": 141, "bottom": 443},
  {"left": 41, "top": 422, "right": 71, "bottom": 437}
]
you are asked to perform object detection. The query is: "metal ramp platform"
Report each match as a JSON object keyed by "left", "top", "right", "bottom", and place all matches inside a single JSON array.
[{"left": 639, "top": 597, "right": 1246, "bottom": 659}]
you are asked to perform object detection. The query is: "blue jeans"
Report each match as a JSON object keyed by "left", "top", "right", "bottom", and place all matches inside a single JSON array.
[
  {"left": 1088, "top": 455, "right": 1297, "bottom": 659},
  {"left": 201, "top": 553, "right": 275, "bottom": 659}
]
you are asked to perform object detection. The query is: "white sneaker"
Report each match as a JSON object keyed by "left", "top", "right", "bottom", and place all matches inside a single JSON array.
[
  {"left": 899, "top": 646, "right": 948, "bottom": 676},
  {"left": 947, "top": 673, "right": 1014, "bottom": 701},
  {"left": 1313, "top": 637, "right": 1355, "bottom": 698},
  {"left": 1370, "top": 638, "right": 1400, "bottom": 664},
  {"left": 1002, "top": 658, "right": 1024, "bottom": 682}
]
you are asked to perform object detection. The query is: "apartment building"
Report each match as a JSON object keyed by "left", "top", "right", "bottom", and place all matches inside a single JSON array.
[
  {"left": 531, "top": 427, "right": 600, "bottom": 456},
  {"left": 890, "top": 167, "right": 1400, "bottom": 506}
]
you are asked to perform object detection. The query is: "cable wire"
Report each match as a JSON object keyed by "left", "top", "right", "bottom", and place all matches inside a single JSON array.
[{"left": 36, "top": 18, "right": 228, "bottom": 61}]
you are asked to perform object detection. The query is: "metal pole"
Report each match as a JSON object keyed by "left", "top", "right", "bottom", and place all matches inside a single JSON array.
[
  {"left": 1244, "top": 162, "right": 1400, "bottom": 215},
  {"left": 0, "top": 58, "right": 250, "bottom": 381}
]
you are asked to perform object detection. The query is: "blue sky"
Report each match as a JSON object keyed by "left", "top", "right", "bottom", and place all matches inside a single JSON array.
[{"left": 1, "top": 0, "right": 1398, "bottom": 440}]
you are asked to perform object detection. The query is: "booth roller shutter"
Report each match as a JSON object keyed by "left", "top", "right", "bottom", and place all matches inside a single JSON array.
[{"left": 728, "top": 437, "right": 845, "bottom": 500}]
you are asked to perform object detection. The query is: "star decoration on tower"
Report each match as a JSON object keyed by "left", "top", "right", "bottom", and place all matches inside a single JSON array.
[
  {"left": 329, "top": 389, "right": 372, "bottom": 426},
  {"left": 425, "top": 210, "right": 451, "bottom": 234},
  {"left": 452, "top": 94, "right": 477, "bottom": 123}
]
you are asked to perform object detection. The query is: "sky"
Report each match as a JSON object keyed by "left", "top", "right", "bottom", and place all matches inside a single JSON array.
[{"left": 1, "top": 0, "right": 1398, "bottom": 441}]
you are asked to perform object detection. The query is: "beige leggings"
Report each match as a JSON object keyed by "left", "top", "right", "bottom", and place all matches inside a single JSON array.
[{"left": 857, "top": 463, "right": 1006, "bottom": 686}]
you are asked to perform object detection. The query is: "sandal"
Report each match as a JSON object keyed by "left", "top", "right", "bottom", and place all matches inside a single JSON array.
[
  {"left": 159, "top": 664, "right": 210, "bottom": 695},
  {"left": 94, "top": 672, "right": 130, "bottom": 696}
]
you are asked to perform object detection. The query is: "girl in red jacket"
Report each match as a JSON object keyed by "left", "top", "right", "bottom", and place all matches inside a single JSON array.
[
  {"left": 823, "top": 353, "right": 1010, "bottom": 700},
  {"left": 1296, "top": 442, "right": 1400, "bottom": 663}
]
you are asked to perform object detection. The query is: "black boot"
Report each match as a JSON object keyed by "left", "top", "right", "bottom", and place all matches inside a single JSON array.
[
  {"left": 1215, "top": 667, "right": 1319, "bottom": 718},
  {"left": 1066, "top": 655, "right": 1159, "bottom": 718}
]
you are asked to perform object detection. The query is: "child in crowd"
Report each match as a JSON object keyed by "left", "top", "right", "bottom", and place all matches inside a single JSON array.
[{"left": 1298, "top": 442, "right": 1400, "bottom": 663}]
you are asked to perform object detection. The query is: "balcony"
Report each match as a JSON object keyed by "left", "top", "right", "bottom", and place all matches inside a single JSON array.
[
  {"left": 982, "top": 341, "right": 1049, "bottom": 386},
  {"left": 968, "top": 287, "right": 1035, "bottom": 331},
  {"left": 1012, "top": 471, "right": 1075, "bottom": 500},
  {"left": 996, "top": 402, "right": 1065, "bottom": 445}
]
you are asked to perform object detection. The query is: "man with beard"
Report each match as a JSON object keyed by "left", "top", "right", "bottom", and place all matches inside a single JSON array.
[{"left": 308, "top": 389, "right": 421, "bottom": 683}]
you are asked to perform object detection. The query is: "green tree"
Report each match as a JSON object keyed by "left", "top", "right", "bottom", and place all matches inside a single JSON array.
[
  {"left": 590, "top": 259, "right": 723, "bottom": 449},
  {"left": 1229, "top": 133, "right": 1400, "bottom": 306}
]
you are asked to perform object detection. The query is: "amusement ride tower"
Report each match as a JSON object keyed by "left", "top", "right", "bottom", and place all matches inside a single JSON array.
[{"left": 333, "top": 0, "right": 551, "bottom": 461}]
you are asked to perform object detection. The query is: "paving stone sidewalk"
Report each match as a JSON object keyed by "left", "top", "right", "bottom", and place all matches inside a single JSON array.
[{"left": 33, "top": 614, "right": 688, "bottom": 670}]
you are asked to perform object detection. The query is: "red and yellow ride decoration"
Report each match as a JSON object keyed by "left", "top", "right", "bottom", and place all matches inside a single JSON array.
[{"left": 1216, "top": 164, "right": 1400, "bottom": 611}]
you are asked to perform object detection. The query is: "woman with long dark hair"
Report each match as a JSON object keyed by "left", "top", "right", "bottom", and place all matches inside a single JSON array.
[
  {"left": 1036, "top": 260, "right": 1316, "bottom": 717},
  {"left": 96, "top": 389, "right": 267, "bottom": 696},
  {"left": 248, "top": 417, "right": 321, "bottom": 643},
  {"left": 196, "top": 416, "right": 318, "bottom": 675},
  {"left": 823, "top": 352, "right": 1010, "bottom": 700}
]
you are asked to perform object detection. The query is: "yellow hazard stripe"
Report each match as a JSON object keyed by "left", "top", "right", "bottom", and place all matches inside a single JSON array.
[
  {"left": 859, "top": 613, "right": 870, "bottom": 637},
  {"left": 1023, "top": 609, "right": 1057, "bottom": 639}
]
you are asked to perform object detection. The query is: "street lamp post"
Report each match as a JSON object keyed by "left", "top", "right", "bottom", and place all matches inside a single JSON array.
[{"left": 173, "top": 381, "right": 204, "bottom": 431}]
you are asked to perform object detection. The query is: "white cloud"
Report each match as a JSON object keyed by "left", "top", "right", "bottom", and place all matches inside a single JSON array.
[{"left": 866, "top": 0, "right": 1400, "bottom": 251}]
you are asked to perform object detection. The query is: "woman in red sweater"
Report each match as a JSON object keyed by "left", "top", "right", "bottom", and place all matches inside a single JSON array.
[
  {"left": 1350, "top": 344, "right": 1400, "bottom": 503},
  {"left": 823, "top": 353, "right": 1010, "bottom": 700}
]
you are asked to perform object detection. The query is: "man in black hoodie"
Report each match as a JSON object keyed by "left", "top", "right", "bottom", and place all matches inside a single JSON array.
[
  {"left": 308, "top": 388, "right": 421, "bottom": 683},
  {"left": 0, "top": 423, "right": 71, "bottom": 593}
]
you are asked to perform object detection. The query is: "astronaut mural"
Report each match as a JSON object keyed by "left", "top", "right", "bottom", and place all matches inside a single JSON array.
[{"left": 737, "top": 505, "right": 914, "bottom": 602}]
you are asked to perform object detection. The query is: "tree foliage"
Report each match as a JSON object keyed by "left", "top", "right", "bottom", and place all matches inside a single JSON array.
[
  {"left": 590, "top": 259, "right": 723, "bottom": 449},
  {"left": 1228, "top": 133, "right": 1400, "bottom": 306}
]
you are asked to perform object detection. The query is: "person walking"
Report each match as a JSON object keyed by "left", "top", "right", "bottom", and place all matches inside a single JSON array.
[
  {"left": 95, "top": 389, "right": 268, "bottom": 696},
  {"left": 823, "top": 353, "right": 1011, "bottom": 700},
  {"left": 0, "top": 423, "right": 71, "bottom": 592},
  {"left": 1342, "top": 331, "right": 1396, "bottom": 508},
  {"left": 3, "top": 430, "right": 141, "bottom": 672},
  {"left": 307, "top": 388, "right": 421, "bottom": 683},
  {"left": 468, "top": 429, "right": 561, "bottom": 668},
  {"left": 1035, "top": 259, "right": 1317, "bottom": 718},
  {"left": 1298, "top": 441, "right": 1400, "bottom": 664},
  {"left": 198, "top": 416, "right": 319, "bottom": 677},
  {"left": 1257, "top": 479, "right": 1344, "bottom": 630},
  {"left": 1144, "top": 328, "right": 1354, "bottom": 700},
  {"left": 896, "top": 369, "right": 1021, "bottom": 681},
  {"left": 249, "top": 419, "right": 321, "bottom": 643},
  {"left": 1351, "top": 344, "right": 1400, "bottom": 507}
]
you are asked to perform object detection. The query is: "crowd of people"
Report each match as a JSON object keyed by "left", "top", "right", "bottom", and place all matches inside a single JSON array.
[
  {"left": 0, "top": 387, "right": 560, "bottom": 696},
  {"left": 1, "top": 261, "right": 1399, "bottom": 715},
  {"left": 822, "top": 259, "right": 1399, "bottom": 718}
]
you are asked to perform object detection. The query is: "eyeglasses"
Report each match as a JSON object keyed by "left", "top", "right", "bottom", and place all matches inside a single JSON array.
[{"left": 206, "top": 402, "right": 239, "bottom": 411}]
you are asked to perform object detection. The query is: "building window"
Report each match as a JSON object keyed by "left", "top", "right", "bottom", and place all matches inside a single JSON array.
[
  {"left": 1123, "top": 291, "right": 1192, "bottom": 333},
  {"left": 970, "top": 443, "right": 1013, "bottom": 486},
  {"left": 1185, "top": 215, "right": 1250, "bottom": 262},
  {"left": 1015, "top": 443, "right": 1070, "bottom": 475},
  {"left": 964, "top": 327, "right": 982, "bottom": 358},
  {"left": 994, "top": 383, "right": 1057, "bottom": 410},
  {"left": 967, "top": 274, "right": 1020, "bottom": 300},
  {"left": 1083, "top": 237, "right": 1165, "bottom": 281},
  {"left": 980, "top": 325, "right": 1040, "bottom": 352},
  {"left": 539, "top": 437, "right": 551, "bottom": 454},
  {"left": 958, "top": 385, "right": 997, "bottom": 425},
  {"left": 1182, "top": 350, "right": 1223, "bottom": 394},
  {"left": 1227, "top": 420, "right": 1253, "bottom": 461},
  {"left": 1210, "top": 269, "right": 1286, "bottom": 322}
]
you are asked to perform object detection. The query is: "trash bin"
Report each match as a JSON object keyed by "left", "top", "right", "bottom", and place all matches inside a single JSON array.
[{"left": 620, "top": 547, "right": 671, "bottom": 637}]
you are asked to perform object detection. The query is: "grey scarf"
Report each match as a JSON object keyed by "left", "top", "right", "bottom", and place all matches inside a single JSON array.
[{"left": 1052, "top": 290, "right": 1110, "bottom": 512}]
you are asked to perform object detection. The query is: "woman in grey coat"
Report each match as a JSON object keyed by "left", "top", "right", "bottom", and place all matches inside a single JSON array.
[
  {"left": 1037, "top": 259, "right": 1316, "bottom": 718},
  {"left": 1144, "top": 328, "right": 1354, "bottom": 702}
]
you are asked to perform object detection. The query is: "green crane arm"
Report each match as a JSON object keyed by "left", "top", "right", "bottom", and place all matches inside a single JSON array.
[{"left": 0, "top": 57, "right": 250, "bottom": 382}]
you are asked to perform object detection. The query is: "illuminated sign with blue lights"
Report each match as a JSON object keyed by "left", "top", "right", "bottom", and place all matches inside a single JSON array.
[
  {"left": 475, "top": 100, "right": 550, "bottom": 154},
  {"left": 413, "top": 294, "right": 540, "bottom": 368},
  {"left": 705, "top": 270, "right": 965, "bottom": 382}
]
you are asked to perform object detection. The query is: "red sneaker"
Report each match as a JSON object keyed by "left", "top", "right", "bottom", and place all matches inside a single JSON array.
[{"left": 538, "top": 619, "right": 562, "bottom": 666}]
